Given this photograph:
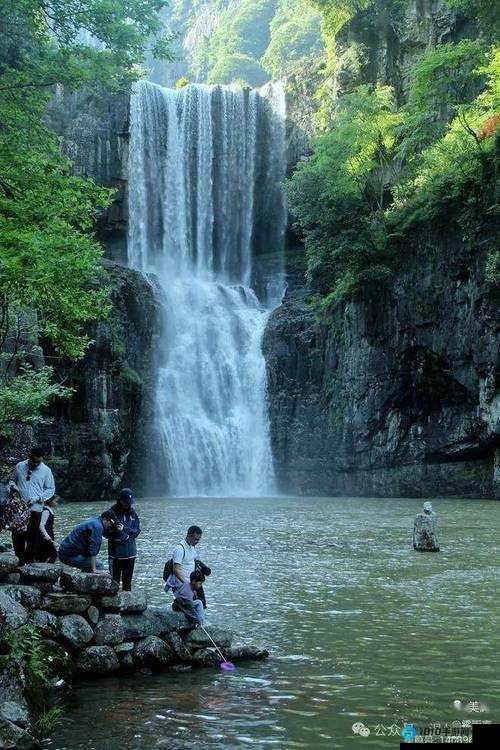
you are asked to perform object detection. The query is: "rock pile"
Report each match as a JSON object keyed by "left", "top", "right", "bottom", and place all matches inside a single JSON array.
[{"left": 0, "top": 550, "right": 268, "bottom": 748}]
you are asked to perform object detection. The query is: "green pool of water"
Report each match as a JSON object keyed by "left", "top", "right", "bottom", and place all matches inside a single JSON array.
[{"left": 46, "top": 495, "right": 499, "bottom": 749}]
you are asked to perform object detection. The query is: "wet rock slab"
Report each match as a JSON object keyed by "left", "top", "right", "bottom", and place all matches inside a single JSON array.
[
  {"left": 58, "top": 614, "right": 94, "bottom": 650},
  {"left": 98, "top": 590, "right": 148, "bottom": 613},
  {"left": 19, "top": 563, "right": 61, "bottom": 584},
  {"left": 60, "top": 570, "right": 119, "bottom": 596},
  {"left": 42, "top": 592, "right": 92, "bottom": 614},
  {"left": 76, "top": 646, "right": 120, "bottom": 676}
]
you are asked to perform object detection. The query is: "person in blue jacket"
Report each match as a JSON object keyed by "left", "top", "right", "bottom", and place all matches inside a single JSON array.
[{"left": 107, "top": 488, "right": 141, "bottom": 591}]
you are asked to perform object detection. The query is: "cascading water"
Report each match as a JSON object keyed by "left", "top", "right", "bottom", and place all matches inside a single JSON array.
[{"left": 127, "top": 80, "right": 286, "bottom": 496}]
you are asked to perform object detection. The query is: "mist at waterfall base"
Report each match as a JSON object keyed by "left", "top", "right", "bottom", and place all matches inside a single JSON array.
[{"left": 128, "top": 81, "right": 286, "bottom": 498}]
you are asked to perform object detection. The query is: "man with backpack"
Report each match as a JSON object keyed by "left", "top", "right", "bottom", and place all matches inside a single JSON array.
[{"left": 164, "top": 525, "right": 211, "bottom": 622}]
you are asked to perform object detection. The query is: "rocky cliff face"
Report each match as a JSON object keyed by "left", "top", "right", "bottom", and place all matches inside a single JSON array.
[
  {"left": 264, "top": 229, "right": 499, "bottom": 498},
  {"left": 35, "top": 262, "right": 162, "bottom": 500}
]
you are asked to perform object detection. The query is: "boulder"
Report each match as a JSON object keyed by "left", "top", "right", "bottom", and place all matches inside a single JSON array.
[
  {"left": 114, "top": 642, "right": 134, "bottom": 654},
  {"left": 98, "top": 590, "right": 147, "bottom": 613},
  {"left": 0, "top": 584, "right": 42, "bottom": 610},
  {"left": 42, "top": 592, "right": 92, "bottom": 614},
  {"left": 118, "top": 651, "right": 134, "bottom": 672},
  {"left": 227, "top": 646, "right": 269, "bottom": 662},
  {"left": 0, "top": 553, "right": 19, "bottom": 577},
  {"left": 94, "top": 614, "right": 124, "bottom": 646},
  {"left": 0, "top": 717, "right": 37, "bottom": 750},
  {"left": 30, "top": 609, "right": 58, "bottom": 638},
  {"left": 121, "top": 608, "right": 187, "bottom": 641},
  {"left": 75, "top": 646, "right": 119, "bottom": 676},
  {"left": 184, "top": 626, "right": 232, "bottom": 651},
  {"left": 60, "top": 570, "right": 119, "bottom": 596},
  {"left": 164, "top": 632, "right": 191, "bottom": 662},
  {"left": 0, "top": 591, "right": 28, "bottom": 631},
  {"left": 19, "top": 562, "right": 61, "bottom": 583},
  {"left": 58, "top": 614, "right": 94, "bottom": 650},
  {"left": 133, "top": 636, "right": 174, "bottom": 669},
  {"left": 86, "top": 605, "right": 100, "bottom": 625},
  {"left": 189, "top": 647, "right": 221, "bottom": 667},
  {"left": 0, "top": 700, "right": 29, "bottom": 728},
  {"left": 2, "top": 573, "right": 20, "bottom": 585}
]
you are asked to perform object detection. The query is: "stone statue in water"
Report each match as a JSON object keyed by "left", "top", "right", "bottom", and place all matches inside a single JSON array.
[{"left": 413, "top": 501, "right": 440, "bottom": 552}]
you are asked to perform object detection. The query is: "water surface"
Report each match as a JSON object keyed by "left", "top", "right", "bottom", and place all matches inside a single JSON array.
[{"left": 47, "top": 496, "right": 500, "bottom": 749}]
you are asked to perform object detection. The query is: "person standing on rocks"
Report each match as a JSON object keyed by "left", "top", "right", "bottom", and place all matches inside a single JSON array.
[
  {"left": 31, "top": 494, "right": 60, "bottom": 563},
  {"left": 0, "top": 483, "right": 31, "bottom": 563},
  {"left": 165, "top": 525, "right": 211, "bottom": 612},
  {"left": 13, "top": 447, "right": 55, "bottom": 513},
  {"left": 58, "top": 511, "right": 116, "bottom": 573},
  {"left": 107, "top": 488, "right": 141, "bottom": 591},
  {"left": 413, "top": 501, "right": 440, "bottom": 552}
]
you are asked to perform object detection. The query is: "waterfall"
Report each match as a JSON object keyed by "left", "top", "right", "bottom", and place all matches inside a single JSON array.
[{"left": 128, "top": 80, "right": 286, "bottom": 497}]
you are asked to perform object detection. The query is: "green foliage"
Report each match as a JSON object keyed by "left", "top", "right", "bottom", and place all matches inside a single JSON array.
[
  {"left": 37, "top": 708, "right": 63, "bottom": 735},
  {"left": 288, "top": 11, "right": 499, "bottom": 309},
  {"left": 206, "top": 0, "right": 276, "bottom": 85},
  {"left": 0, "top": 365, "right": 71, "bottom": 433},
  {"left": 288, "top": 85, "right": 401, "bottom": 303},
  {"left": 208, "top": 54, "right": 268, "bottom": 87},
  {"left": 261, "top": 0, "right": 323, "bottom": 79},
  {"left": 184, "top": 0, "right": 325, "bottom": 86},
  {"left": 0, "top": 0, "right": 172, "bottom": 435}
]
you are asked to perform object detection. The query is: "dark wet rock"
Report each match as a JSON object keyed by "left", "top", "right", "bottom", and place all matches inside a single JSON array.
[
  {"left": 0, "top": 554, "right": 19, "bottom": 577},
  {"left": 114, "top": 642, "right": 134, "bottom": 654},
  {"left": 36, "top": 261, "right": 162, "bottom": 501},
  {"left": 29, "top": 609, "right": 58, "bottom": 638},
  {"left": 75, "top": 645, "right": 119, "bottom": 676},
  {"left": 94, "top": 614, "right": 124, "bottom": 646},
  {"left": 0, "top": 591, "right": 28, "bottom": 631},
  {"left": 133, "top": 636, "right": 174, "bottom": 669},
  {"left": 86, "top": 605, "right": 100, "bottom": 625},
  {"left": 0, "top": 700, "right": 29, "bottom": 727},
  {"left": 98, "top": 591, "right": 147, "bottom": 613},
  {"left": 58, "top": 614, "right": 94, "bottom": 650},
  {"left": 39, "top": 640, "right": 73, "bottom": 681},
  {"left": 121, "top": 608, "right": 187, "bottom": 641},
  {"left": 42, "top": 592, "right": 92, "bottom": 614},
  {"left": 0, "top": 717, "right": 37, "bottom": 749},
  {"left": 413, "top": 511, "right": 440, "bottom": 551},
  {"left": 184, "top": 626, "right": 232, "bottom": 651},
  {"left": 227, "top": 646, "right": 269, "bottom": 661},
  {"left": 0, "top": 662, "right": 34, "bottom": 747},
  {"left": 164, "top": 632, "right": 191, "bottom": 662},
  {"left": 189, "top": 647, "right": 221, "bottom": 667},
  {"left": 117, "top": 651, "right": 134, "bottom": 671},
  {"left": 0, "top": 585, "right": 42, "bottom": 610},
  {"left": 2, "top": 573, "right": 20, "bottom": 585},
  {"left": 60, "top": 570, "right": 119, "bottom": 596},
  {"left": 263, "top": 228, "right": 498, "bottom": 498},
  {"left": 19, "top": 563, "right": 61, "bottom": 584}
]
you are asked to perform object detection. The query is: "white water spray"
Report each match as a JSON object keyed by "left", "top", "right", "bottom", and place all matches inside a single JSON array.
[{"left": 128, "top": 81, "right": 286, "bottom": 496}]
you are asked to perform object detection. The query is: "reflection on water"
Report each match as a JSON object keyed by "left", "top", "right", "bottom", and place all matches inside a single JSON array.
[{"left": 47, "top": 496, "right": 500, "bottom": 749}]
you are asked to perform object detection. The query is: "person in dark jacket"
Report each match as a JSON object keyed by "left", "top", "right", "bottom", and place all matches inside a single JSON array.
[
  {"left": 58, "top": 512, "right": 116, "bottom": 573},
  {"left": 32, "top": 495, "right": 59, "bottom": 563},
  {"left": 107, "top": 488, "right": 141, "bottom": 591}
]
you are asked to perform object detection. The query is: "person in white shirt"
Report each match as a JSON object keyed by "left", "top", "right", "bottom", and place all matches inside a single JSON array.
[
  {"left": 170, "top": 525, "right": 202, "bottom": 585},
  {"left": 13, "top": 447, "right": 56, "bottom": 511},
  {"left": 165, "top": 525, "right": 211, "bottom": 617}
]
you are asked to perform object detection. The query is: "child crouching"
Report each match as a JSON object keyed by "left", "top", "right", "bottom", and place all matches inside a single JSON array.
[{"left": 173, "top": 569, "right": 206, "bottom": 626}]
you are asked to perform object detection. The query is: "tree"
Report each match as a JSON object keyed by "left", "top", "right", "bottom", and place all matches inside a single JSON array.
[
  {"left": 0, "top": 0, "right": 171, "bottom": 437},
  {"left": 287, "top": 85, "right": 401, "bottom": 305}
]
